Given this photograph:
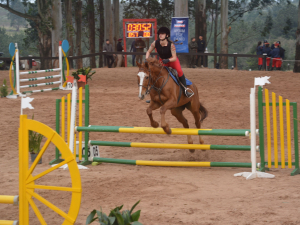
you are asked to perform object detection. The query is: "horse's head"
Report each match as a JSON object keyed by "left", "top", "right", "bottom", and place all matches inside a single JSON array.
[
  {"left": 146, "top": 57, "right": 163, "bottom": 72},
  {"left": 136, "top": 61, "right": 150, "bottom": 100}
]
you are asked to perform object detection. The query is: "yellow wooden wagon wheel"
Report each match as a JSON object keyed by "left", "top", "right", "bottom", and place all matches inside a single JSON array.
[{"left": 19, "top": 115, "right": 82, "bottom": 225}]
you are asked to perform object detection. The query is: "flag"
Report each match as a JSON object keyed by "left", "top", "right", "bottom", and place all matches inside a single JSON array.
[
  {"left": 21, "top": 97, "right": 34, "bottom": 109},
  {"left": 255, "top": 76, "right": 271, "bottom": 87}
]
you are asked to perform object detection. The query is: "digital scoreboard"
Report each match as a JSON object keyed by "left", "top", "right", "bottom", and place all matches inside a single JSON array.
[{"left": 125, "top": 23, "right": 153, "bottom": 38}]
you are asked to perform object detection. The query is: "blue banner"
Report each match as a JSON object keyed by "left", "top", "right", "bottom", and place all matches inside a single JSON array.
[{"left": 170, "top": 17, "right": 189, "bottom": 53}]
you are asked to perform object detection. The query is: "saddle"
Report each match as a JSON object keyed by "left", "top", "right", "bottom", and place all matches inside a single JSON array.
[
  {"left": 164, "top": 67, "right": 192, "bottom": 86},
  {"left": 164, "top": 67, "right": 193, "bottom": 103}
]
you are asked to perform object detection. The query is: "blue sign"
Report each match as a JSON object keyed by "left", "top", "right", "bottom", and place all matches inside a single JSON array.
[
  {"left": 9, "top": 43, "right": 15, "bottom": 57},
  {"left": 62, "top": 40, "right": 69, "bottom": 53},
  {"left": 170, "top": 17, "right": 189, "bottom": 53}
]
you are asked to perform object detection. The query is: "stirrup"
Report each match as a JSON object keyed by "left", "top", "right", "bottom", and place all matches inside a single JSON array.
[{"left": 184, "top": 88, "right": 194, "bottom": 98}]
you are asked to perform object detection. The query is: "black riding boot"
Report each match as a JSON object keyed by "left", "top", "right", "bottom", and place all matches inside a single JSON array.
[
  {"left": 179, "top": 74, "right": 194, "bottom": 98},
  {"left": 258, "top": 65, "right": 262, "bottom": 70},
  {"left": 270, "top": 67, "right": 274, "bottom": 71}
]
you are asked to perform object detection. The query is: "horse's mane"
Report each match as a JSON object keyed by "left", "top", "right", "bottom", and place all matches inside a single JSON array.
[{"left": 146, "top": 57, "right": 163, "bottom": 68}]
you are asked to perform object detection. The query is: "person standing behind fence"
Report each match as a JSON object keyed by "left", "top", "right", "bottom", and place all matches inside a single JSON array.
[
  {"left": 130, "top": 39, "right": 137, "bottom": 66},
  {"left": 196, "top": 36, "right": 205, "bottom": 67},
  {"left": 262, "top": 42, "right": 272, "bottom": 70},
  {"left": 188, "top": 37, "right": 198, "bottom": 68},
  {"left": 135, "top": 38, "right": 146, "bottom": 65},
  {"left": 256, "top": 41, "right": 263, "bottom": 70},
  {"left": 103, "top": 39, "right": 115, "bottom": 68},
  {"left": 277, "top": 41, "right": 285, "bottom": 71},
  {"left": 116, "top": 38, "right": 123, "bottom": 67},
  {"left": 269, "top": 43, "right": 282, "bottom": 70}
]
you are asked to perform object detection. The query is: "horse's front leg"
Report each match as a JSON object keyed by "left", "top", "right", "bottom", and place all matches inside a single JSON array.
[
  {"left": 160, "top": 99, "right": 177, "bottom": 134},
  {"left": 146, "top": 101, "right": 160, "bottom": 128}
]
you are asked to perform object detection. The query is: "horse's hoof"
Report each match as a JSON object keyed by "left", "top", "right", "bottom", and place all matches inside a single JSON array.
[
  {"left": 162, "top": 126, "right": 171, "bottom": 134},
  {"left": 165, "top": 128, "right": 171, "bottom": 134},
  {"left": 189, "top": 149, "right": 195, "bottom": 153}
]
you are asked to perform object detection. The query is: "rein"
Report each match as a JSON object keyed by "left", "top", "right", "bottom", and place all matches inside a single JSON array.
[{"left": 146, "top": 66, "right": 170, "bottom": 105}]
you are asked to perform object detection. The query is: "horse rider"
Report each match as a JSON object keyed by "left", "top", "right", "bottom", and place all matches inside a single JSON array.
[{"left": 145, "top": 27, "right": 193, "bottom": 98}]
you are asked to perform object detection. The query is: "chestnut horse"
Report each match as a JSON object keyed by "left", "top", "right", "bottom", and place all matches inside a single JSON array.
[{"left": 137, "top": 57, "right": 208, "bottom": 152}]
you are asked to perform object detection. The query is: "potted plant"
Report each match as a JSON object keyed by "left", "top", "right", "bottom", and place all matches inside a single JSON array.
[
  {"left": 71, "top": 67, "right": 95, "bottom": 89},
  {"left": 86, "top": 200, "right": 142, "bottom": 225},
  {"left": 0, "top": 79, "right": 8, "bottom": 98},
  {"left": 29, "top": 115, "right": 44, "bottom": 164}
]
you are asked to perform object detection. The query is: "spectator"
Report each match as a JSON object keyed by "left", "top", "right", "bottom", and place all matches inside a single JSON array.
[
  {"left": 256, "top": 41, "right": 263, "bottom": 70},
  {"left": 277, "top": 41, "right": 285, "bottom": 71},
  {"left": 130, "top": 39, "right": 137, "bottom": 66},
  {"left": 116, "top": 38, "right": 123, "bottom": 67},
  {"left": 103, "top": 39, "right": 115, "bottom": 68},
  {"left": 188, "top": 37, "right": 198, "bottom": 68},
  {"left": 135, "top": 38, "right": 146, "bottom": 65},
  {"left": 269, "top": 43, "right": 281, "bottom": 70},
  {"left": 196, "top": 36, "right": 205, "bottom": 67},
  {"left": 262, "top": 42, "right": 272, "bottom": 70}
]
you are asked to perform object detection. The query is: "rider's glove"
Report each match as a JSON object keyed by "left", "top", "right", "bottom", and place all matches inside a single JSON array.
[{"left": 162, "top": 59, "right": 170, "bottom": 64}]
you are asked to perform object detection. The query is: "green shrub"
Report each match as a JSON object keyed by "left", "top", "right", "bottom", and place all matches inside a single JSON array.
[
  {"left": 0, "top": 79, "right": 8, "bottom": 97},
  {"left": 86, "top": 200, "right": 142, "bottom": 225},
  {"left": 72, "top": 67, "right": 96, "bottom": 81}
]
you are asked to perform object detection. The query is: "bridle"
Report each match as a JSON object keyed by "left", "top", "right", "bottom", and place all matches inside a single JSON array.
[{"left": 138, "top": 63, "right": 170, "bottom": 104}]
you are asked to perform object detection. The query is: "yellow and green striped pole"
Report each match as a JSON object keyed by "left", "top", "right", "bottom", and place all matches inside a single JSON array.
[
  {"left": 89, "top": 140, "right": 251, "bottom": 151},
  {"left": 93, "top": 157, "right": 253, "bottom": 168},
  {"left": 77, "top": 126, "right": 252, "bottom": 136}
]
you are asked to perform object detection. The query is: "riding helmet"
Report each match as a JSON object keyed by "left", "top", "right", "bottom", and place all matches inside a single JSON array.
[{"left": 158, "top": 27, "right": 170, "bottom": 37}]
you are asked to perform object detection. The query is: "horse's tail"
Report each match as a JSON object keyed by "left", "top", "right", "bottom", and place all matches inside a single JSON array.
[{"left": 199, "top": 103, "right": 208, "bottom": 122}]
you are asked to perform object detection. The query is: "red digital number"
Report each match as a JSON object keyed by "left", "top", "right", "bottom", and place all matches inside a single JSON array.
[{"left": 127, "top": 24, "right": 132, "bottom": 31}]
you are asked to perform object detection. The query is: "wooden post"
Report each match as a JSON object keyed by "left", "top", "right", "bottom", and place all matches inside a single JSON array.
[{"left": 234, "top": 53, "right": 238, "bottom": 70}]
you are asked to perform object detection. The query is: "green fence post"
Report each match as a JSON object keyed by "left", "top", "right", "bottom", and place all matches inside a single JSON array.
[
  {"left": 292, "top": 103, "right": 300, "bottom": 175},
  {"left": 80, "top": 84, "right": 91, "bottom": 165},
  {"left": 50, "top": 99, "right": 64, "bottom": 165},
  {"left": 257, "top": 86, "right": 266, "bottom": 171}
]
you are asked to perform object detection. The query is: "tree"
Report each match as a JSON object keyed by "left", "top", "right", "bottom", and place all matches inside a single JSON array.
[
  {"left": 113, "top": 0, "right": 119, "bottom": 50},
  {"left": 261, "top": 10, "right": 273, "bottom": 37},
  {"left": 294, "top": 0, "right": 300, "bottom": 72},
  {"left": 65, "top": 0, "right": 74, "bottom": 68},
  {"left": 122, "top": 0, "right": 174, "bottom": 28},
  {"left": 195, "top": 0, "right": 207, "bottom": 43},
  {"left": 87, "top": 0, "right": 96, "bottom": 68},
  {"left": 0, "top": 0, "right": 53, "bottom": 69},
  {"left": 6, "top": 0, "right": 27, "bottom": 31},
  {"left": 214, "top": 0, "right": 219, "bottom": 67},
  {"left": 75, "top": 0, "right": 83, "bottom": 68},
  {"left": 220, "top": 0, "right": 230, "bottom": 69},
  {"left": 52, "top": 0, "right": 62, "bottom": 64},
  {"left": 175, "top": 0, "right": 188, "bottom": 16},
  {"left": 98, "top": 0, "right": 104, "bottom": 67},
  {"left": 104, "top": 0, "right": 113, "bottom": 45}
]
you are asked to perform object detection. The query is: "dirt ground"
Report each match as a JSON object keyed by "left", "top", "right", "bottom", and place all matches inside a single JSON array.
[{"left": 0, "top": 67, "right": 300, "bottom": 225}]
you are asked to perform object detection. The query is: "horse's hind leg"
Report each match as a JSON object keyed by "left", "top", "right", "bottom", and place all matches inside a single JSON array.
[
  {"left": 147, "top": 101, "right": 160, "bottom": 128},
  {"left": 171, "top": 107, "right": 194, "bottom": 153}
]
